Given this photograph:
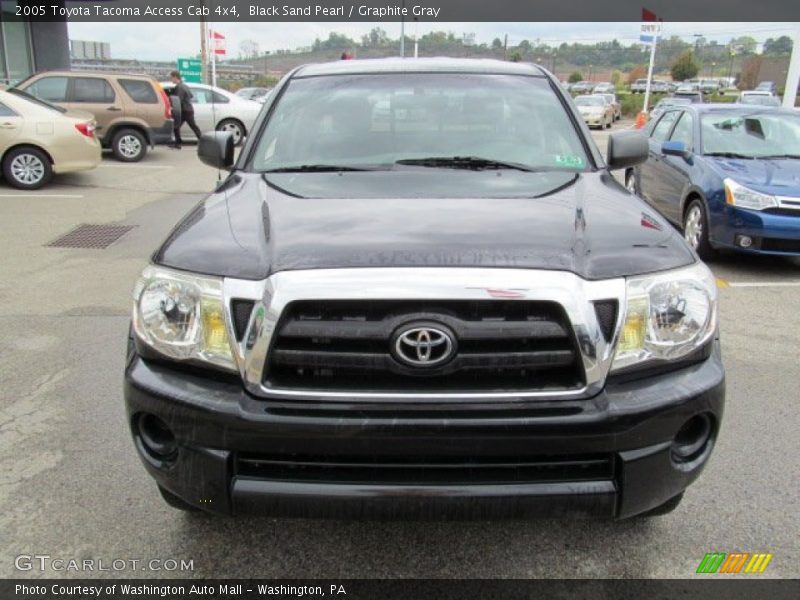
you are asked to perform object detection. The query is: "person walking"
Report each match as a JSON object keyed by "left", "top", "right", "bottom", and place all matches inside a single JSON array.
[{"left": 167, "top": 71, "right": 202, "bottom": 149}]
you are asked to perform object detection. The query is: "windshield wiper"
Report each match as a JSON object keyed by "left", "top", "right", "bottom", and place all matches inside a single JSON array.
[
  {"left": 704, "top": 152, "right": 756, "bottom": 159},
  {"left": 758, "top": 154, "right": 800, "bottom": 160},
  {"left": 395, "top": 156, "right": 537, "bottom": 172},
  {"left": 262, "top": 164, "right": 385, "bottom": 173}
]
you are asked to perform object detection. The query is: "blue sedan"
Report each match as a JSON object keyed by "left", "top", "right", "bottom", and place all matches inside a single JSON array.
[{"left": 626, "top": 105, "right": 800, "bottom": 259}]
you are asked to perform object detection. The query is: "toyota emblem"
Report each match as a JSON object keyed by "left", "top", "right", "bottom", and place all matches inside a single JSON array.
[{"left": 392, "top": 324, "right": 456, "bottom": 368}]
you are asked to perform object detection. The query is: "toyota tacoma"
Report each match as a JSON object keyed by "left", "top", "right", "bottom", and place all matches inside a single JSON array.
[{"left": 125, "top": 59, "right": 724, "bottom": 519}]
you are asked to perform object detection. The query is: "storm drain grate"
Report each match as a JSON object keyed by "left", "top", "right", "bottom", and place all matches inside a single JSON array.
[{"left": 46, "top": 224, "right": 136, "bottom": 249}]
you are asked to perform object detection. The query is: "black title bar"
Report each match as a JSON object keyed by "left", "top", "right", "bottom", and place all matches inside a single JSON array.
[{"left": 4, "top": 0, "right": 800, "bottom": 22}]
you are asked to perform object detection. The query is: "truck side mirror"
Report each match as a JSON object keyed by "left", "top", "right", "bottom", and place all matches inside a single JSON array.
[
  {"left": 198, "top": 132, "right": 234, "bottom": 170},
  {"left": 607, "top": 131, "right": 648, "bottom": 170},
  {"left": 662, "top": 140, "right": 691, "bottom": 160}
]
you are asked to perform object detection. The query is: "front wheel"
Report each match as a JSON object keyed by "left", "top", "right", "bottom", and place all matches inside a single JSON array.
[
  {"left": 683, "top": 199, "right": 716, "bottom": 260},
  {"left": 216, "top": 119, "right": 245, "bottom": 147},
  {"left": 2, "top": 146, "right": 53, "bottom": 190}
]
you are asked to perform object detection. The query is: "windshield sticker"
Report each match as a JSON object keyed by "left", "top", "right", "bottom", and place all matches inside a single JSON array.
[{"left": 554, "top": 154, "right": 584, "bottom": 169}]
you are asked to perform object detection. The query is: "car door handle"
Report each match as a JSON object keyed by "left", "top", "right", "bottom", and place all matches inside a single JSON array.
[
  {"left": 107, "top": 106, "right": 122, "bottom": 112},
  {"left": 0, "top": 122, "right": 17, "bottom": 129}
]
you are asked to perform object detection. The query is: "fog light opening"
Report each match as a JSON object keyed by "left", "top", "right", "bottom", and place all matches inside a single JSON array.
[
  {"left": 136, "top": 413, "right": 178, "bottom": 460},
  {"left": 735, "top": 234, "right": 753, "bottom": 249},
  {"left": 671, "top": 413, "right": 712, "bottom": 463}
]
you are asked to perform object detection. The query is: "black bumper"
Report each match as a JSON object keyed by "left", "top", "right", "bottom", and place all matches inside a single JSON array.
[
  {"left": 150, "top": 120, "right": 174, "bottom": 145},
  {"left": 124, "top": 342, "right": 724, "bottom": 519}
]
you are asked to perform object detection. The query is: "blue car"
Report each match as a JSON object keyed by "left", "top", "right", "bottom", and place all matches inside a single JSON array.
[{"left": 626, "top": 104, "right": 800, "bottom": 259}]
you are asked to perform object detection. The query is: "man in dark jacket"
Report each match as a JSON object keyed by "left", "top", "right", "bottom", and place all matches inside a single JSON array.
[{"left": 168, "top": 71, "right": 202, "bottom": 149}]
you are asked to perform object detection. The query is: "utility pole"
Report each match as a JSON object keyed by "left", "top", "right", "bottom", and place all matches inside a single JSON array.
[
  {"left": 200, "top": 16, "right": 207, "bottom": 84},
  {"left": 400, "top": 0, "right": 405, "bottom": 57},
  {"left": 503, "top": 34, "right": 508, "bottom": 61},
  {"left": 642, "top": 27, "right": 659, "bottom": 113},
  {"left": 783, "top": 24, "right": 800, "bottom": 109}
]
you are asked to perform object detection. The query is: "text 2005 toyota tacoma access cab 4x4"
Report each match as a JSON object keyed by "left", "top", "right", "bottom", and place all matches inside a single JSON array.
[{"left": 125, "top": 59, "right": 724, "bottom": 519}]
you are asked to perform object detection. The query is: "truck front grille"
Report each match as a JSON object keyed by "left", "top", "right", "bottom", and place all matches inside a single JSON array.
[{"left": 264, "top": 300, "right": 584, "bottom": 394}]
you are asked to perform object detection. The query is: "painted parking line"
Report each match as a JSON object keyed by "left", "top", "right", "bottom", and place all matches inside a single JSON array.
[
  {"left": 0, "top": 194, "right": 84, "bottom": 198},
  {"left": 97, "top": 164, "right": 175, "bottom": 169}
]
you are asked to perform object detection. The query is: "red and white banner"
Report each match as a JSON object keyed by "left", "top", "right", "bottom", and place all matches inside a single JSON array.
[{"left": 211, "top": 30, "right": 226, "bottom": 56}]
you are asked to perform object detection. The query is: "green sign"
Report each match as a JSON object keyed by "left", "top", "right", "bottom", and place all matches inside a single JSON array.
[{"left": 177, "top": 58, "right": 202, "bottom": 83}]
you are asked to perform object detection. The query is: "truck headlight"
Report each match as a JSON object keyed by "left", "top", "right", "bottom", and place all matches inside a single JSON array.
[
  {"left": 724, "top": 178, "right": 777, "bottom": 211},
  {"left": 132, "top": 265, "right": 236, "bottom": 371},
  {"left": 611, "top": 262, "right": 717, "bottom": 371}
]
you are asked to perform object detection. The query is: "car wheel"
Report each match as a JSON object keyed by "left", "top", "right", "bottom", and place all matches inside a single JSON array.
[
  {"left": 157, "top": 485, "right": 200, "bottom": 512},
  {"left": 683, "top": 199, "right": 716, "bottom": 260},
  {"left": 112, "top": 129, "right": 147, "bottom": 162},
  {"left": 217, "top": 119, "right": 245, "bottom": 146},
  {"left": 625, "top": 170, "right": 638, "bottom": 195},
  {"left": 606, "top": 116, "right": 612, "bottom": 129},
  {"left": 637, "top": 492, "right": 684, "bottom": 517},
  {"left": 2, "top": 146, "right": 53, "bottom": 190}
]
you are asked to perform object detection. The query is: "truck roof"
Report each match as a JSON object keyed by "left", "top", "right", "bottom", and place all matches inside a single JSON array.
[{"left": 294, "top": 57, "right": 547, "bottom": 78}]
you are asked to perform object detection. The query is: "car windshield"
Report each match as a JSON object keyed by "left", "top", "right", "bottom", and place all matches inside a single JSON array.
[
  {"left": 6, "top": 88, "right": 67, "bottom": 113},
  {"left": 701, "top": 111, "right": 800, "bottom": 157},
  {"left": 251, "top": 73, "right": 590, "bottom": 173},
  {"left": 575, "top": 96, "right": 605, "bottom": 106}
]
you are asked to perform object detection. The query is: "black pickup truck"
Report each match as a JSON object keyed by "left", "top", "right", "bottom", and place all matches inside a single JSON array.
[{"left": 125, "top": 58, "right": 724, "bottom": 519}]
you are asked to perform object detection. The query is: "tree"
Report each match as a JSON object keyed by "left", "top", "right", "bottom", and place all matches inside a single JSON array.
[
  {"left": 611, "top": 70, "right": 622, "bottom": 86},
  {"left": 568, "top": 71, "right": 583, "bottom": 83},
  {"left": 492, "top": 37, "right": 503, "bottom": 50},
  {"left": 627, "top": 65, "right": 647, "bottom": 84},
  {"left": 729, "top": 36, "right": 757, "bottom": 55},
  {"left": 239, "top": 39, "right": 259, "bottom": 59},
  {"left": 671, "top": 50, "right": 700, "bottom": 82},
  {"left": 763, "top": 36, "right": 792, "bottom": 55},
  {"left": 517, "top": 39, "right": 531, "bottom": 53},
  {"left": 509, "top": 51, "right": 522, "bottom": 63}
]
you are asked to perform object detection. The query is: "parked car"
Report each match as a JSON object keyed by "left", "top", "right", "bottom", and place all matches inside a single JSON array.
[
  {"left": 574, "top": 94, "right": 615, "bottom": 128},
  {"left": 699, "top": 79, "right": 722, "bottom": 95},
  {"left": 755, "top": 81, "right": 778, "bottom": 95},
  {"left": 673, "top": 90, "right": 705, "bottom": 104},
  {"left": 626, "top": 105, "right": 800, "bottom": 258},
  {"left": 0, "top": 88, "right": 101, "bottom": 189},
  {"left": 16, "top": 70, "right": 172, "bottom": 162},
  {"left": 652, "top": 81, "right": 671, "bottom": 94},
  {"left": 235, "top": 87, "right": 272, "bottom": 103},
  {"left": 649, "top": 96, "right": 692, "bottom": 120},
  {"left": 161, "top": 82, "right": 262, "bottom": 146},
  {"left": 676, "top": 83, "right": 700, "bottom": 93},
  {"left": 592, "top": 82, "right": 615, "bottom": 94},
  {"left": 570, "top": 80, "right": 594, "bottom": 94},
  {"left": 738, "top": 94, "right": 781, "bottom": 107},
  {"left": 126, "top": 58, "right": 723, "bottom": 519},
  {"left": 630, "top": 78, "right": 649, "bottom": 93},
  {"left": 596, "top": 92, "right": 621, "bottom": 120}
]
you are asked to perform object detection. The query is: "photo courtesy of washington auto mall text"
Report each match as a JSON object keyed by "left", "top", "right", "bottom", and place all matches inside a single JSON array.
[{"left": 1, "top": 0, "right": 800, "bottom": 598}]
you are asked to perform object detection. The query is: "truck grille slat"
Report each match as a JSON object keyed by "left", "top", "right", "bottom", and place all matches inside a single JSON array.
[{"left": 265, "top": 300, "right": 584, "bottom": 394}]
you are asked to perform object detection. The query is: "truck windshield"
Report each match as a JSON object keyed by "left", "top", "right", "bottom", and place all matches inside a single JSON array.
[
  {"left": 251, "top": 73, "right": 590, "bottom": 173},
  {"left": 701, "top": 111, "right": 800, "bottom": 158}
]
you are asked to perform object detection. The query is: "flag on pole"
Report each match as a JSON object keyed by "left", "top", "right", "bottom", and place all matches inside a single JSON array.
[{"left": 211, "top": 30, "right": 226, "bottom": 55}]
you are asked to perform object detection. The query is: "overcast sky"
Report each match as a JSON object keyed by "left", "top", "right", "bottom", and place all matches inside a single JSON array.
[{"left": 67, "top": 22, "right": 794, "bottom": 61}]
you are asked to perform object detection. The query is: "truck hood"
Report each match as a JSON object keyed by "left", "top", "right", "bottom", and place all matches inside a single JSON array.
[
  {"left": 154, "top": 170, "right": 694, "bottom": 281},
  {"left": 706, "top": 157, "right": 800, "bottom": 197}
]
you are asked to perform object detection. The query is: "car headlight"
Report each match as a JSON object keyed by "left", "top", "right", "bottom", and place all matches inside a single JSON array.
[
  {"left": 611, "top": 262, "right": 717, "bottom": 372},
  {"left": 724, "top": 178, "right": 777, "bottom": 211},
  {"left": 132, "top": 265, "right": 236, "bottom": 371}
]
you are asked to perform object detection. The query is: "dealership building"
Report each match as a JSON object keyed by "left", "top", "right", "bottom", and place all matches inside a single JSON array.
[{"left": 0, "top": 2, "right": 69, "bottom": 84}]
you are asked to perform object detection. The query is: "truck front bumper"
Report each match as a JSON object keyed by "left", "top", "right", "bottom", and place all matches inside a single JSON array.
[{"left": 124, "top": 341, "right": 724, "bottom": 519}]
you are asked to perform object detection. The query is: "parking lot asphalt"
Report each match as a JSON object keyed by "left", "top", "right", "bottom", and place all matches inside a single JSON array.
[{"left": 1, "top": 127, "right": 798, "bottom": 579}]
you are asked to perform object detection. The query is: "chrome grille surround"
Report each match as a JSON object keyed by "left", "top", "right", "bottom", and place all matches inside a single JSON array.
[{"left": 222, "top": 268, "right": 626, "bottom": 402}]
